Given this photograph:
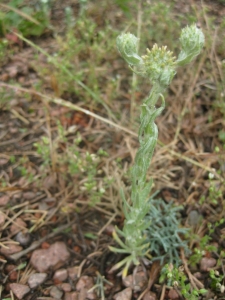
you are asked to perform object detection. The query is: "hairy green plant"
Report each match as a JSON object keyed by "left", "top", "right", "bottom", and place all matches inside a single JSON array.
[
  {"left": 109, "top": 24, "right": 204, "bottom": 277},
  {"left": 209, "top": 269, "right": 224, "bottom": 293}
]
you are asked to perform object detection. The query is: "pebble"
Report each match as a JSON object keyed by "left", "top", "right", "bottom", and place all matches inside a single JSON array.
[
  {"left": 50, "top": 286, "right": 63, "bottom": 299},
  {"left": 168, "top": 288, "right": 180, "bottom": 299},
  {"left": 76, "top": 275, "right": 94, "bottom": 291},
  {"left": 64, "top": 291, "right": 79, "bottom": 300},
  {"left": 67, "top": 266, "right": 79, "bottom": 280},
  {"left": 30, "top": 241, "right": 70, "bottom": 272},
  {"left": 60, "top": 283, "right": 72, "bottom": 292},
  {"left": 76, "top": 276, "right": 96, "bottom": 300},
  {"left": 15, "top": 231, "right": 31, "bottom": 246},
  {"left": 0, "top": 212, "right": 5, "bottom": 227},
  {"left": 0, "top": 158, "right": 9, "bottom": 165},
  {"left": 23, "top": 192, "right": 36, "bottom": 200},
  {"left": 143, "top": 291, "right": 157, "bottom": 300},
  {"left": 0, "top": 243, "right": 22, "bottom": 256},
  {"left": 28, "top": 273, "right": 47, "bottom": 289},
  {"left": 53, "top": 268, "right": 68, "bottom": 282},
  {"left": 113, "top": 287, "right": 132, "bottom": 300},
  {"left": 5, "top": 264, "right": 18, "bottom": 281},
  {"left": 123, "top": 271, "right": 147, "bottom": 292},
  {"left": 200, "top": 257, "right": 217, "bottom": 271},
  {"left": 10, "top": 218, "right": 27, "bottom": 235},
  {"left": 10, "top": 283, "right": 30, "bottom": 299},
  {"left": 188, "top": 210, "right": 201, "bottom": 227},
  {"left": 0, "top": 194, "right": 10, "bottom": 206},
  {"left": 43, "top": 174, "right": 56, "bottom": 189}
]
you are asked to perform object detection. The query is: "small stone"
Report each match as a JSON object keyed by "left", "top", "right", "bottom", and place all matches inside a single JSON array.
[
  {"left": 5, "top": 264, "right": 16, "bottom": 273},
  {"left": 10, "top": 218, "right": 27, "bottom": 235},
  {"left": 143, "top": 291, "right": 157, "bottom": 300},
  {"left": 53, "top": 268, "right": 68, "bottom": 282},
  {"left": 61, "top": 283, "right": 71, "bottom": 292},
  {"left": 0, "top": 212, "right": 5, "bottom": 227},
  {"left": 5, "top": 264, "right": 18, "bottom": 281},
  {"left": 123, "top": 271, "right": 147, "bottom": 292},
  {"left": 28, "top": 273, "right": 47, "bottom": 289},
  {"left": 50, "top": 286, "right": 63, "bottom": 299},
  {"left": 193, "top": 272, "right": 202, "bottom": 279},
  {"left": 76, "top": 276, "right": 96, "bottom": 299},
  {"left": 23, "top": 192, "right": 36, "bottom": 200},
  {"left": 76, "top": 275, "right": 94, "bottom": 291},
  {"left": 0, "top": 194, "right": 10, "bottom": 206},
  {"left": 67, "top": 266, "right": 79, "bottom": 280},
  {"left": 168, "top": 288, "right": 179, "bottom": 299},
  {"left": 43, "top": 174, "right": 56, "bottom": 189},
  {"left": 64, "top": 291, "right": 79, "bottom": 300},
  {"left": 200, "top": 257, "right": 217, "bottom": 271},
  {"left": 0, "top": 158, "right": 8, "bottom": 165},
  {"left": 104, "top": 224, "right": 114, "bottom": 235},
  {"left": 30, "top": 241, "right": 70, "bottom": 272},
  {"left": 15, "top": 231, "right": 31, "bottom": 246},
  {"left": 0, "top": 244, "right": 22, "bottom": 256},
  {"left": 113, "top": 287, "right": 132, "bottom": 300},
  {"left": 188, "top": 210, "right": 201, "bottom": 227},
  {"left": 10, "top": 283, "right": 30, "bottom": 299}
]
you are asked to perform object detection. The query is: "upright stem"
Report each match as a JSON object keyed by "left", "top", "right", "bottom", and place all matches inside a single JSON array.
[{"left": 131, "top": 84, "right": 164, "bottom": 206}]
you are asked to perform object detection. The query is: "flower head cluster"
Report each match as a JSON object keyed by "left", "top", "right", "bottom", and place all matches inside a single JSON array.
[{"left": 142, "top": 44, "right": 176, "bottom": 86}]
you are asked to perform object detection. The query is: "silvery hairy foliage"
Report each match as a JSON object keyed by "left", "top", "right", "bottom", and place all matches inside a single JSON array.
[{"left": 109, "top": 24, "right": 204, "bottom": 277}]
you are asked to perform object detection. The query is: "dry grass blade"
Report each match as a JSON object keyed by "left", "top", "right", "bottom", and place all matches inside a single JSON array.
[
  {"left": 0, "top": 3, "right": 41, "bottom": 26},
  {"left": 0, "top": 82, "right": 221, "bottom": 181}
]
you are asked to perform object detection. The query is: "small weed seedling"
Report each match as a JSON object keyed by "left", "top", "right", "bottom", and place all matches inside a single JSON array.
[
  {"left": 34, "top": 122, "right": 108, "bottom": 206},
  {"left": 109, "top": 24, "right": 204, "bottom": 277},
  {"left": 0, "top": 0, "right": 51, "bottom": 37},
  {"left": 160, "top": 264, "right": 207, "bottom": 299}
]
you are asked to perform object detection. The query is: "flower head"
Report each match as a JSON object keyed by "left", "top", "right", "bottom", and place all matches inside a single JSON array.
[
  {"left": 142, "top": 44, "right": 176, "bottom": 86},
  {"left": 176, "top": 24, "right": 205, "bottom": 66},
  {"left": 116, "top": 33, "right": 143, "bottom": 66}
]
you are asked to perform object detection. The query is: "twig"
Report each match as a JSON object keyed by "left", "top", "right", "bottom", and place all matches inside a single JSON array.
[{"left": 181, "top": 248, "right": 204, "bottom": 290}]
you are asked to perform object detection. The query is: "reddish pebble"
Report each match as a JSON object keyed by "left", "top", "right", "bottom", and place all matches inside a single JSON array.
[
  {"left": 10, "top": 218, "right": 27, "bottom": 235},
  {"left": 28, "top": 273, "right": 47, "bottom": 289},
  {"left": 113, "top": 287, "right": 132, "bottom": 300},
  {"left": 0, "top": 195, "right": 10, "bottom": 206},
  {"left": 67, "top": 266, "right": 79, "bottom": 280},
  {"left": 0, "top": 244, "right": 22, "bottom": 256},
  {"left": 64, "top": 291, "right": 79, "bottom": 300},
  {"left": 0, "top": 212, "right": 5, "bottom": 227},
  {"left": 23, "top": 192, "right": 36, "bottom": 200},
  {"left": 143, "top": 291, "right": 157, "bottom": 300},
  {"left": 200, "top": 257, "right": 217, "bottom": 271},
  {"left": 30, "top": 242, "right": 70, "bottom": 272},
  {"left": 168, "top": 288, "right": 180, "bottom": 299},
  {"left": 41, "top": 242, "right": 50, "bottom": 249},
  {"left": 50, "top": 286, "right": 63, "bottom": 299},
  {"left": 10, "top": 283, "right": 30, "bottom": 299},
  {"left": 53, "top": 268, "right": 68, "bottom": 282},
  {"left": 60, "top": 283, "right": 71, "bottom": 292}
]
